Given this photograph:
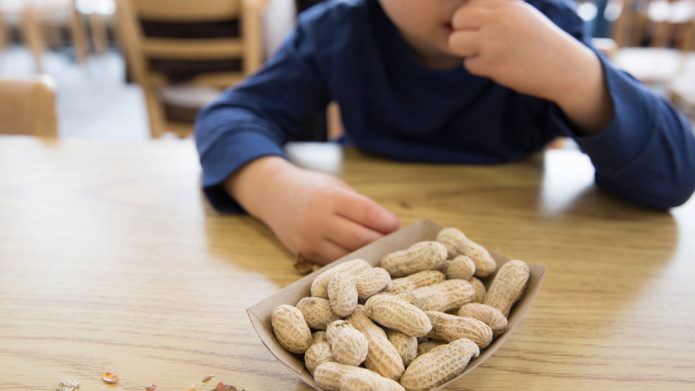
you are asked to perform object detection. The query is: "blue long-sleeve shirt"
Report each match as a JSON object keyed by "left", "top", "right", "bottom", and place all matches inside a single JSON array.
[{"left": 195, "top": 0, "right": 695, "bottom": 212}]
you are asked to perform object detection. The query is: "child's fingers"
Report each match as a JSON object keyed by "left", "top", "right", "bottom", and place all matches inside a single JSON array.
[
  {"left": 312, "top": 238, "right": 351, "bottom": 266},
  {"left": 325, "top": 216, "right": 386, "bottom": 252},
  {"left": 451, "top": 3, "right": 490, "bottom": 30},
  {"left": 448, "top": 30, "right": 481, "bottom": 57},
  {"left": 334, "top": 190, "right": 400, "bottom": 235},
  {"left": 463, "top": 55, "right": 488, "bottom": 77}
]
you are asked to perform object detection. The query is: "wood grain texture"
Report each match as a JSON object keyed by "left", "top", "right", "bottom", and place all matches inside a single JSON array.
[{"left": 1, "top": 137, "right": 694, "bottom": 390}]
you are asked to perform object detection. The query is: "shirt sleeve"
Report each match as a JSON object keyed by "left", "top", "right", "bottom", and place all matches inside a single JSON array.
[
  {"left": 194, "top": 21, "right": 331, "bottom": 213},
  {"left": 554, "top": 52, "right": 695, "bottom": 209},
  {"left": 539, "top": 0, "right": 695, "bottom": 209}
]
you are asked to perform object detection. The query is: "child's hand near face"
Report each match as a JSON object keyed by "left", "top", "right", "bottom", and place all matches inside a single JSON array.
[
  {"left": 448, "top": 0, "right": 614, "bottom": 135},
  {"left": 225, "top": 156, "right": 401, "bottom": 265}
]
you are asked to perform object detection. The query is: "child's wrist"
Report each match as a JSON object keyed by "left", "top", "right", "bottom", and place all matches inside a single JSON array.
[
  {"left": 545, "top": 44, "right": 613, "bottom": 135},
  {"left": 224, "top": 156, "right": 293, "bottom": 219}
]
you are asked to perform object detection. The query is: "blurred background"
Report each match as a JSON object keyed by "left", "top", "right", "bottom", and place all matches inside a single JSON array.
[{"left": 0, "top": 0, "right": 693, "bottom": 141}]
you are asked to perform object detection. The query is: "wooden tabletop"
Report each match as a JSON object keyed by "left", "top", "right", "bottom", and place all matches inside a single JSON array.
[{"left": 1, "top": 136, "right": 694, "bottom": 390}]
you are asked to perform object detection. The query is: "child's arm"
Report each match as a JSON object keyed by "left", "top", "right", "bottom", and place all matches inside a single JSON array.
[
  {"left": 224, "top": 156, "right": 400, "bottom": 265},
  {"left": 195, "top": 6, "right": 401, "bottom": 263},
  {"left": 448, "top": 0, "right": 695, "bottom": 208}
]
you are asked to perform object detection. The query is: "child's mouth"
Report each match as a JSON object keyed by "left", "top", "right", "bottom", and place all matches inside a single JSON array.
[{"left": 443, "top": 23, "right": 454, "bottom": 35}]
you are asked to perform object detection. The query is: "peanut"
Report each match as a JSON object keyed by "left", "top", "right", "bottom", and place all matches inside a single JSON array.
[
  {"left": 469, "top": 277, "right": 487, "bottom": 303},
  {"left": 436, "top": 227, "right": 497, "bottom": 277},
  {"left": 311, "top": 259, "right": 372, "bottom": 298},
  {"left": 271, "top": 304, "right": 312, "bottom": 354},
  {"left": 400, "top": 338, "right": 480, "bottom": 391},
  {"left": 346, "top": 305, "right": 404, "bottom": 380},
  {"left": 326, "top": 320, "right": 368, "bottom": 366},
  {"left": 364, "top": 294, "right": 432, "bottom": 338},
  {"left": 328, "top": 272, "right": 358, "bottom": 317},
  {"left": 304, "top": 331, "right": 334, "bottom": 375},
  {"left": 483, "top": 259, "right": 530, "bottom": 317},
  {"left": 385, "top": 329, "right": 418, "bottom": 367},
  {"left": 395, "top": 291, "right": 428, "bottom": 310},
  {"left": 416, "top": 340, "right": 446, "bottom": 356},
  {"left": 296, "top": 297, "right": 340, "bottom": 330},
  {"left": 457, "top": 303, "right": 508, "bottom": 337},
  {"left": 314, "top": 362, "right": 405, "bottom": 391},
  {"left": 441, "top": 255, "right": 476, "bottom": 281},
  {"left": 380, "top": 241, "right": 447, "bottom": 277},
  {"left": 426, "top": 311, "right": 493, "bottom": 349},
  {"left": 386, "top": 270, "right": 445, "bottom": 294},
  {"left": 412, "top": 279, "right": 475, "bottom": 312},
  {"left": 354, "top": 267, "right": 392, "bottom": 300}
]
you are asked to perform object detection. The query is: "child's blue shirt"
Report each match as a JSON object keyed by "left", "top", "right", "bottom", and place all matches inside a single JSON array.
[{"left": 195, "top": 0, "right": 695, "bottom": 212}]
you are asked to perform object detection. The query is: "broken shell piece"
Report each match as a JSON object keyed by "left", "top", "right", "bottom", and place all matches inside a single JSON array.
[
  {"left": 101, "top": 372, "right": 118, "bottom": 383},
  {"left": 56, "top": 377, "right": 79, "bottom": 391}
]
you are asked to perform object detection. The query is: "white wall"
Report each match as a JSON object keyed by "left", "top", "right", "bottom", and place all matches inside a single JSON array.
[{"left": 262, "top": 0, "right": 297, "bottom": 59}]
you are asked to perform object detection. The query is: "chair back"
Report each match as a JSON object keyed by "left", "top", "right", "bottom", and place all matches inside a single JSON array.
[
  {"left": 612, "top": 0, "right": 695, "bottom": 50},
  {"left": 0, "top": 75, "right": 58, "bottom": 137},
  {"left": 114, "top": 0, "right": 266, "bottom": 138}
]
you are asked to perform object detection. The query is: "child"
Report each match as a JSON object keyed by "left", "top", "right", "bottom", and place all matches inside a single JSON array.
[{"left": 194, "top": 0, "right": 695, "bottom": 265}]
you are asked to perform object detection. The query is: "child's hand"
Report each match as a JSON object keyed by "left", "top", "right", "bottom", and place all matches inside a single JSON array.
[
  {"left": 226, "top": 156, "right": 401, "bottom": 265},
  {"left": 448, "top": 0, "right": 585, "bottom": 99},
  {"left": 448, "top": 0, "right": 612, "bottom": 134}
]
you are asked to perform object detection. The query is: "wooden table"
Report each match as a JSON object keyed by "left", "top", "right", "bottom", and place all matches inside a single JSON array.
[{"left": 1, "top": 136, "right": 694, "bottom": 390}]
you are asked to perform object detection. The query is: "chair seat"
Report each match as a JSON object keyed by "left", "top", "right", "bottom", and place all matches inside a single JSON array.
[
  {"left": 0, "top": 75, "right": 58, "bottom": 137},
  {"left": 159, "top": 85, "right": 222, "bottom": 126},
  {"left": 614, "top": 48, "right": 695, "bottom": 84},
  {"left": 159, "top": 85, "right": 222, "bottom": 109}
]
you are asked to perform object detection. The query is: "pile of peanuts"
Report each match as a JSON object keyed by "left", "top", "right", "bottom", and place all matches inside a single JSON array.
[{"left": 271, "top": 227, "right": 530, "bottom": 391}]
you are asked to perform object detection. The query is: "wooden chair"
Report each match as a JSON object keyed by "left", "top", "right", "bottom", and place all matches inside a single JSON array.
[
  {"left": 610, "top": 0, "right": 695, "bottom": 87},
  {"left": 0, "top": 75, "right": 58, "bottom": 137},
  {"left": 0, "top": 0, "right": 90, "bottom": 73},
  {"left": 114, "top": 0, "right": 267, "bottom": 138},
  {"left": 0, "top": 9, "right": 7, "bottom": 54},
  {"left": 75, "top": 0, "right": 116, "bottom": 56}
]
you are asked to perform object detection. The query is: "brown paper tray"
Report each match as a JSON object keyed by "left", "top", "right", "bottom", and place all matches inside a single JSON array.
[{"left": 247, "top": 218, "right": 546, "bottom": 390}]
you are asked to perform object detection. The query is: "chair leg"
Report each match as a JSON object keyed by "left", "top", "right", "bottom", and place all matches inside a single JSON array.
[
  {"left": 21, "top": 7, "right": 45, "bottom": 73},
  {"left": 43, "top": 23, "right": 63, "bottom": 50},
  {"left": 0, "top": 12, "right": 8, "bottom": 52},
  {"left": 143, "top": 89, "right": 167, "bottom": 138},
  {"left": 89, "top": 13, "right": 109, "bottom": 55},
  {"left": 69, "top": 7, "right": 90, "bottom": 64}
]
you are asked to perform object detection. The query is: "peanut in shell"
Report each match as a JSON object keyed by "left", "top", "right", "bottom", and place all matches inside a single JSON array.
[
  {"left": 271, "top": 304, "right": 312, "bottom": 354},
  {"left": 483, "top": 259, "right": 530, "bottom": 317},
  {"left": 436, "top": 227, "right": 497, "bottom": 277},
  {"left": 400, "top": 338, "right": 480, "bottom": 391}
]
